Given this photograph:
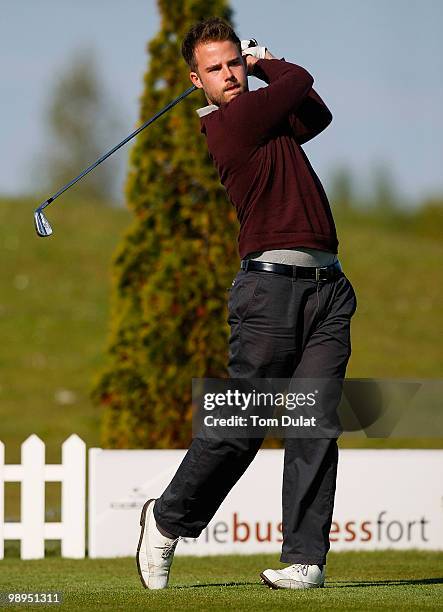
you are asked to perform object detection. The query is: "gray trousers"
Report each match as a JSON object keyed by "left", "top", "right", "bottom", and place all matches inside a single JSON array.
[{"left": 154, "top": 267, "right": 357, "bottom": 564}]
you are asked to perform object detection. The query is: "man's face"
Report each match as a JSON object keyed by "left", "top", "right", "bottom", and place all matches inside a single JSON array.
[{"left": 190, "top": 40, "right": 248, "bottom": 107}]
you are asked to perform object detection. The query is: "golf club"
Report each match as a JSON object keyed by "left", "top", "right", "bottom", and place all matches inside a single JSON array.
[{"left": 34, "top": 84, "right": 197, "bottom": 237}]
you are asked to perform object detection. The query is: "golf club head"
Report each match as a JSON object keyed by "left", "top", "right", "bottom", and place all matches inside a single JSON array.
[{"left": 34, "top": 209, "right": 53, "bottom": 237}]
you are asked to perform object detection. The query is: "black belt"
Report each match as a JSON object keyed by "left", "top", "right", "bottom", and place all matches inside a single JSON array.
[{"left": 240, "top": 259, "right": 343, "bottom": 281}]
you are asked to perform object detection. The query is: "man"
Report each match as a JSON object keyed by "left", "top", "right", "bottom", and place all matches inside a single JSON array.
[{"left": 136, "top": 17, "right": 357, "bottom": 591}]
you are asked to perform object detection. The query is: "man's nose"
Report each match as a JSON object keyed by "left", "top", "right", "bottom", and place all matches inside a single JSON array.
[{"left": 222, "top": 66, "right": 235, "bottom": 80}]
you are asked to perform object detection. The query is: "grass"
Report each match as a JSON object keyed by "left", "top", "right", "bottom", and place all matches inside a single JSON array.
[
  {"left": 0, "top": 195, "right": 129, "bottom": 462},
  {"left": 336, "top": 210, "right": 443, "bottom": 379},
  {"left": 0, "top": 551, "right": 441, "bottom": 610}
]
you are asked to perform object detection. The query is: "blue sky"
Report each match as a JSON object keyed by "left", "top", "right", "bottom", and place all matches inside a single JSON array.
[{"left": 2, "top": 0, "right": 442, "bottom": 206}]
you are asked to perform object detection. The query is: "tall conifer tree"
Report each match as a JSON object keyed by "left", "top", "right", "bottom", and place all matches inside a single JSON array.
[{"left": 92, "top": 0, "right": 239, "bottom": 447}]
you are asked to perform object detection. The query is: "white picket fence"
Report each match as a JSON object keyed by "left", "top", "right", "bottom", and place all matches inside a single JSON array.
[{"left": 0, "top": 434, "right": 86, "bottom": 559}]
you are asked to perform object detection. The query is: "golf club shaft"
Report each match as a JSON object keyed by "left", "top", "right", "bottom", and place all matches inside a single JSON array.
[{"left": 38, "top": 85, "right": 197, "bottom": 212}]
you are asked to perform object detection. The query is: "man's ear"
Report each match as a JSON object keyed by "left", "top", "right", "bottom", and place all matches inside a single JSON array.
[{"left": 190, "top": 71, "right": 203, "bottom": 89}]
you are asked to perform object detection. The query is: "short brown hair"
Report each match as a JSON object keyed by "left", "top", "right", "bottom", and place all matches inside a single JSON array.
[{"left": 181, "top": 17, "right": 241, "bottom": 72}]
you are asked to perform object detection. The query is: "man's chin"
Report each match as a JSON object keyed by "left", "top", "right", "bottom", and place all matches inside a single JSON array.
[
  {"left": 223, "top": 86, "right": 243, "bottom": 103},
  {"left": 209, "top": 86, "right": 244, "bottom": 107}
]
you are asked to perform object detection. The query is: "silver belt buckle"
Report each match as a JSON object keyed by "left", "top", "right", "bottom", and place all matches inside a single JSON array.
[{"left": 315, "top": 268, "right": 321, "bottom": 281}]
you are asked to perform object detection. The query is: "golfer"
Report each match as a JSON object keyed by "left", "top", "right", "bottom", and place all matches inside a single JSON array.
[{"left": 137, "top": 17, "right": 357, "bottom": 590}]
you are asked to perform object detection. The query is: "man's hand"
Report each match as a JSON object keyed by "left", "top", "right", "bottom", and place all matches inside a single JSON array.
[
  {"left": 241, "top": 39, "right": 267, "bottom": 59},
  {"left": 241, "top": 39, "right": 277, "bottom": 74},
  {"left": 244, "top": 54, "right": 260, "bottom": 75}
]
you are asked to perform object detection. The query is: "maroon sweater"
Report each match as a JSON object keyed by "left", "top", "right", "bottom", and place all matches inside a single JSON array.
[{"left": 198, "top": 58, "right": 339, "bottom": 259}]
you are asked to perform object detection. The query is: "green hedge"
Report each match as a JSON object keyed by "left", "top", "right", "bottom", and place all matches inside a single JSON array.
[{"left": 92, "top": 1, "right": 240, "bottom": 448}]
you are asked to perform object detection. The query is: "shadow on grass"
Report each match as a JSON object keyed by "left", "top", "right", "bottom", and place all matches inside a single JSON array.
[
  {"left": 327, "top": 577, "right": 443, "bottom": 588},
  {"left": 173, "top": 581, "right": 257, "bottom": 589},
  {"left": 173, "top": 577, "right": 443, "bottom": 589}
]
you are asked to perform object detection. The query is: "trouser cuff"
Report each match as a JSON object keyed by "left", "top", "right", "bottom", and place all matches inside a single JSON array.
[
  {"left": 153, "top": 502, "right": 202, "bottom": 539},
  {"left": 280, "top": 552, "right": 327, "bottom": 565}
]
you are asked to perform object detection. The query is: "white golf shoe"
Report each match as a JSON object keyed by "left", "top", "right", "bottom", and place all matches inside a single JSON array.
[
  {"left": 260, "top": 563, "right": 325, "bottom": 589},
  {"left": 136, "top": 499, "right": 180, "bottom": 589}
]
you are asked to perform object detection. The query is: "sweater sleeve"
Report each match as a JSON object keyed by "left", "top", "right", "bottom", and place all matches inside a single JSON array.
[
  {"left": 224, "top": 58, "right": 314, "bottom": 145},
  {"left": 289, "top": 88, "right": 333, "bottom": 144}
]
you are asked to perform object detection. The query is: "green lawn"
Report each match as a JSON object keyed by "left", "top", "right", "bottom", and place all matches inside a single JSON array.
[
  {"left": 0, "top": 551, "right": 441, "bottom": 610},
  {"left": 0, "top": 196, "right": 130, "bottom": 462},
  {"left": 336, "top": 210, "right": 443, "bottom": 380}
]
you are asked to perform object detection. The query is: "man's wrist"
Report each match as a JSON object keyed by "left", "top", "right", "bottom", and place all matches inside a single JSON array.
[
  {"left": 250, "top": 52, "right": 278, "bottom": 77},
  {"left": 249, "top": 57, "right": 283, "bottom": 83},
  {"left": 264, "top": 49, "right": 277, "bottom": 60},
  {"left": 246, "top": 55, "right": 261, "bottom": 75}
]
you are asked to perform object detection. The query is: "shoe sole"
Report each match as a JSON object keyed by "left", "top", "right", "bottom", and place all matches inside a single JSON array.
[
  {"left": 136, "top": 498, "right": 155, "bottom": 589},
  {"left": 260, "top": 572, "right": 279, "bottom": 589},
  {"left": 259, "top": 572, "right": 325, "bottom": 590}
]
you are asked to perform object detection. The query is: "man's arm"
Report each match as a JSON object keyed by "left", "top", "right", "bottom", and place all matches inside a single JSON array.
[
  {"left": 289, "top": 89, "right": 333, "bottom": 145},
  {"left": 225, "top": 54, "right": 314, "bottom": 145},
  {"left": 246, "top": 52, "right": 332, "bottom": 145}
]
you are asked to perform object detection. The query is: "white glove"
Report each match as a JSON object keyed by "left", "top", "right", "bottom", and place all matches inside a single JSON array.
[{"left": 241, "top": 39, "right": 267, "bottom": 60}]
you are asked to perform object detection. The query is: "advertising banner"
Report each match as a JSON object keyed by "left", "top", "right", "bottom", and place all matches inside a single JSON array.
[{"left": 88, "top": 449, "right": 443, "bottom": 557}]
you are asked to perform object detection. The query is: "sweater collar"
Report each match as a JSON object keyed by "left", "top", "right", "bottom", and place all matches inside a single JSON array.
[{"left": 195, "top": 104, "right": 219, "bottom": 118}]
